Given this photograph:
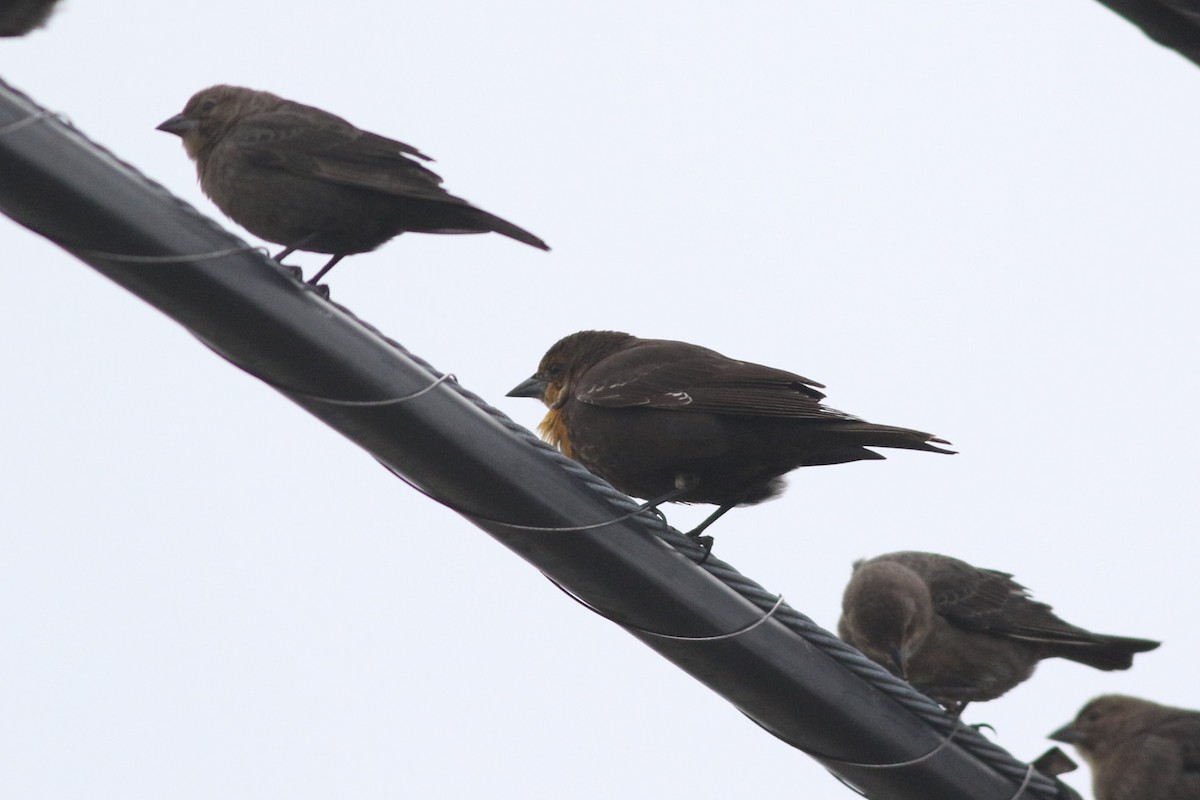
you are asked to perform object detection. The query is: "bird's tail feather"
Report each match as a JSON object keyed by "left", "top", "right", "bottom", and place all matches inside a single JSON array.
[
  {"left": 824, "top": 422, "right": 956, "bottom": 456},
  {"left": 476, "top": 210, "right": 550, "bottom": 251},
  {"left": 1054, "top": 635, "right": 1161, "bottom": 671}
]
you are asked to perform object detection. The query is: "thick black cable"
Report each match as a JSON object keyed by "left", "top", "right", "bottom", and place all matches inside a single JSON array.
[{"left": 0, "top": 78, "right": 1071, "bottom": 800}]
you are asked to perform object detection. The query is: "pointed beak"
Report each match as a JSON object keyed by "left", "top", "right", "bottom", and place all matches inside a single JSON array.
[
  {"left": 1047, "top": 722, "right": 1081, "bottom": 744},
  {"left": 507, "top": 376, "right": 547, "bottom": 399},
  {"left": 156, "top": 113, "right": 197, "bottom": 136}
]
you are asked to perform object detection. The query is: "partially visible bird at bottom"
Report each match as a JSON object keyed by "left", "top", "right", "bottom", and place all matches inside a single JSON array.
[
  {"left": 1050, "top": 694, "right": 1200, "bottom": 800},
  {"left": 0, "top": 0, "right": 59, "bottom": 36},
  {"left": 508, "top": 330, "right": 953, "bottom": 541},
  {"left": 838, "top": 551, "right": 1160, "bottom": 712},
  {"left": 157, "top": 84, "right": 548, "bottom": 285}
]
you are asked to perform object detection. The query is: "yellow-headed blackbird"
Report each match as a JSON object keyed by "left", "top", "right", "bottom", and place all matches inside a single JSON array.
[
  {"left": 157, "top": 85, "right": 548, "bottom": 283},
  {"left": 508, "top": 330, "right": 953, "bottom": 536},
  {"left": 839, "top": 552, "right": 1160, "bottom": 710},
  {"left": 1051, "top": 695, "right": 1200, "bottom": 800}
]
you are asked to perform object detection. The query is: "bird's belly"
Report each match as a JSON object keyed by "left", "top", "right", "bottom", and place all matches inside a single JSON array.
[
  {"left": 200, "top": 158, "right": 401, "bottom": 254},
  {"left": 564, "top": 405, "right": 790, "bottom": 506},
  {"left": 905, "top": 629, "right": 1038, "bottom": 703}
]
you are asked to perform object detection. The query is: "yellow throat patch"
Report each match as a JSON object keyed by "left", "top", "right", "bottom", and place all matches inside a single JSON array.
[{"left": 536, "top": 383, "right": 574, "bottom": 458}]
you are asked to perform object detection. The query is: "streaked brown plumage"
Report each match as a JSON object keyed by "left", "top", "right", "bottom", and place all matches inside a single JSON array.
[
  {"left": 507, "top": 331, "right": 953, "bottom": 535},
  {"left": 157, "top": 85, "right": 548, "bottom": 283},
  {"left": 1050, "top": 695, "right": 1200, "bottom": 800},
  {"left": 838, "top": 552, "right": 1160, "bottom": 710}
]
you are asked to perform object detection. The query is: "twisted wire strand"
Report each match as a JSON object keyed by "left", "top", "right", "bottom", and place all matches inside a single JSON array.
[
  {"left": 0, "top": 79, "right": 1063, "bottom": 800},
  {"left": 544, "top": 572, "right": 787, "bottom": 641}
]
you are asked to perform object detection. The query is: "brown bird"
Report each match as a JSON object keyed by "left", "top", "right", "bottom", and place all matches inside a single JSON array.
[
  {"left": 157, "top": 85, "right": 548, "bottom": 284},
  {"left": 507, "top": 331, "right": 952, "bottom": 538},
  {"left": 1050, "top": 695, "right": 1200, "bottom": 800},
  {"left": 838, "top": 552, "right": 1160, "bottom": 711}
]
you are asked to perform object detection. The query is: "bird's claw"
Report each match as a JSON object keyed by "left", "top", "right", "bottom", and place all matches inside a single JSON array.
[{"left": 685, "top": 533, "right": 715, "bottom": 565}]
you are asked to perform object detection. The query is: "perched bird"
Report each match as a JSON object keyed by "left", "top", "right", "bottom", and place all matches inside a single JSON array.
[
  {"left": 507, "top": 330, "right": 952, "bottom": 537},
  {"left": 1050, "top": 695, "right": 1200, "bottom": 800},
  {"left": 157, "top": 85, "right": 548, "bottom": 283},
  {"left": 0, "top": 0, "right": 60, "bottom": 36},
  {"left": 838, "top": 552, "right": 1160, "bottom": 711}
]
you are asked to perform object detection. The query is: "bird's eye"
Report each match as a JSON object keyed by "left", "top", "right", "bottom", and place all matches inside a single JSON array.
[
  {"left": 199, "top": 99, "right": 218, "bottom": 115},
  {"left": 545, "top": 363, "right": 565, "bottom": 379}
]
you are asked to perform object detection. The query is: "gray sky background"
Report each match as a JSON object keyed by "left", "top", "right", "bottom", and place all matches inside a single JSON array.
[{"left": 2, "top": 3, "right": 1197, "bottom": 798}]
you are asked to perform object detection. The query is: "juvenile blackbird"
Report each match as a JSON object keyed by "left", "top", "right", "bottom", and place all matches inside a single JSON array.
[
  {"left": 157, "top": 85, "right": 548, "bottom": 283},
  {"left": 1051, "top": 695, "right": 1200, "bottom": 800},
  {"left": 838, "top": 552, "right": 1160, "bottom": 711},
  {"left": 508, "top": 330, "right": 952, "bottom": 536}
]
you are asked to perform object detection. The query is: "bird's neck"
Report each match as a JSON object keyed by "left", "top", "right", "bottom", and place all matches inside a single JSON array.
[{"left": 538, "top": 408, "right": 575, "bottom": 458}]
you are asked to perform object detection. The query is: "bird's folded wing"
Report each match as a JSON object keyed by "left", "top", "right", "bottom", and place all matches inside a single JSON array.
[
  {"left": 925, "top": 565, "right": 1109, "bottom": 644},
  {"left": 573, "top": 343, "right": 854, "bottom": 419},
  {"left": 231, "top": 110, "right": 471, "bottom": 204}
]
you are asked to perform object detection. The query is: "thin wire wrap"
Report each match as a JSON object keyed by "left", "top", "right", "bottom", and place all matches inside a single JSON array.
[
  {"left": 1009, "top": 765, "right": 1036, "bottom": 800},
  {"left": 544, "top": 572, "right": 787, "bottom": 641},
  {"left": 0, "top": 108, "right": 52, "bottom": 137},
  {"left": 814, "top": 715, "right": 965, "bottom": 769},
  {"left": 374, "top": 458, "right": 709, "bottom": 541},
  {"left": 192, "top": 331, "right": 470, "bottom": 409},
  {"left": 71, "top": 244, "right": 263, "bottom": 264}
]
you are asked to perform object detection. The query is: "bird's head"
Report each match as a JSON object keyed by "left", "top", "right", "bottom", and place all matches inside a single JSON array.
[
  {"left": 507, "top": 331, "right": 637, "bottom": 457},
  {"left": 156, "top": 84, "right": 279, "bottom": 160},
  {"left": 1049, "top": 694, "right": 1158, "bottom": 765},
  {"left": 507, "top": 330, "right": 636, "bottom": 410},
  {"left": 840, "top": 560, "right": 933, "bottom": 680}
]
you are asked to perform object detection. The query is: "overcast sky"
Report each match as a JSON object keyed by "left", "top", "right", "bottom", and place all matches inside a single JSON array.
[{"left": 2, "top": 2, "right": 1197, "bottom": 798}]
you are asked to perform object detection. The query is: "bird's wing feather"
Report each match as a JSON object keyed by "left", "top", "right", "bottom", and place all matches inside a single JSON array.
[
  {"left": 230, "top": 109, "right": 471, "bottom": 205},
  {"left": 916, "top": 558, "right": 1104, "bottom": 644},
  {"left": 574, "top": 341, "right": 854, "bottom": 420},
  {"left": 1160, "top": 716, "right": 1200, "bottom": 771}
]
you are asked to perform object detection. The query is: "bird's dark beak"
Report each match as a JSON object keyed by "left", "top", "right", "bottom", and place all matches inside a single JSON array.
[
  {"left": 156, "top": 114, "right": 197, "bottom": 136},
  {"left": 1047, "top": 722, "right": 1081, "bottom": 744},
  {"left": 507, "top": 376, "right": 547, "bottom": 399}
]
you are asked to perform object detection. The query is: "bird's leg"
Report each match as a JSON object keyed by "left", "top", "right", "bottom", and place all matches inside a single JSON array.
[
  {"left": 271, "top": 246, "right": 305, "bottom": 280},
  {"left": 683, "top": 476, "right": 747, "bottom": 554},
  {"left": 633, "top": 483, "right": 692, "bottom": 522},
  {"left": 684, "top": 503, "right": 733, "bottom": 555},
  {"left": 307, "top": 254, "right": 345, "bottom": 285}
]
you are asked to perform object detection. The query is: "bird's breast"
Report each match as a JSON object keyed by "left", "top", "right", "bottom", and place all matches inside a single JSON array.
[{"left": 538, "top": 407, "right": 575, "bottom": 458}]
